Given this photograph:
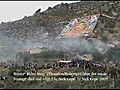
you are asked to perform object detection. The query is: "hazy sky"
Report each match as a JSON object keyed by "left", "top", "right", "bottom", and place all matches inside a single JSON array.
[{"left": 0, "top": 1, "right": 79, "bottom": 23}]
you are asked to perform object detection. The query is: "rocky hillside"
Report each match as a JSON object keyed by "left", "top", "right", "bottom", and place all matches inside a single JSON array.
[
  {"left": 0, "top": 1, "right": 120, "bottom": 61},
  {"left": 0, "top": 1, "right": 120, "bottom": 42}
]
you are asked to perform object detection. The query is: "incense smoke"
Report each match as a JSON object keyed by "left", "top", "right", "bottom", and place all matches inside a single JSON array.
[{"left": 0, "top": 31, "right": 111, "bottom": 61}]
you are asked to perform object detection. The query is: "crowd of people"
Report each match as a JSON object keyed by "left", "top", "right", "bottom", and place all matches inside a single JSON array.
[{"left": 0, "top": 58, "right": 120, "bottom": 79}]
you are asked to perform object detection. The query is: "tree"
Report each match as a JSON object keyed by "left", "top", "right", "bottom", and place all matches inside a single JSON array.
[
  {"left": 47, "top": 7, "right": 52, "bottom": 10},
  {"left": 105, "top": 47, "right": 120, "bottom": 61},
  {"left": 35, "top": 8, "right": 41, "bottom": 14}
]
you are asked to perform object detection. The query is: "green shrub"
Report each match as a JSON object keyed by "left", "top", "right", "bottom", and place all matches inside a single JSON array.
[{"left": 105, "top": 47, "right": 120, "bottom": 61}]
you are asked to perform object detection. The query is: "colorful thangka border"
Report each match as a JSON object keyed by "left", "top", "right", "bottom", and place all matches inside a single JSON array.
[{"left": 57, "top": 14, "right": 100, "bottom": 39}]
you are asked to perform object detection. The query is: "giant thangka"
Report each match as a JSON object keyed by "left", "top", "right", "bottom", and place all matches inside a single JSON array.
[{"left": 56, "top": 14, "right": 100, "bottom": 39}]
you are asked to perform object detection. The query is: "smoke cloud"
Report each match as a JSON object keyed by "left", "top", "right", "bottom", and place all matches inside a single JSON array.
[
  {"left": 48, "top": 37, "right": 110, "bottom": 54},
  {"left": 0, "top": 32, "right": 111, "bottom": 61}
]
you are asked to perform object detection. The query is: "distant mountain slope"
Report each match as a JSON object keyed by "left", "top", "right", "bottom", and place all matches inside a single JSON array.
[
  {"left": 0, "top": 1, "right": 120, "bottom": 61},
  {"left": 0, "top": 1, "right": 120, "bottom": 41}
]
